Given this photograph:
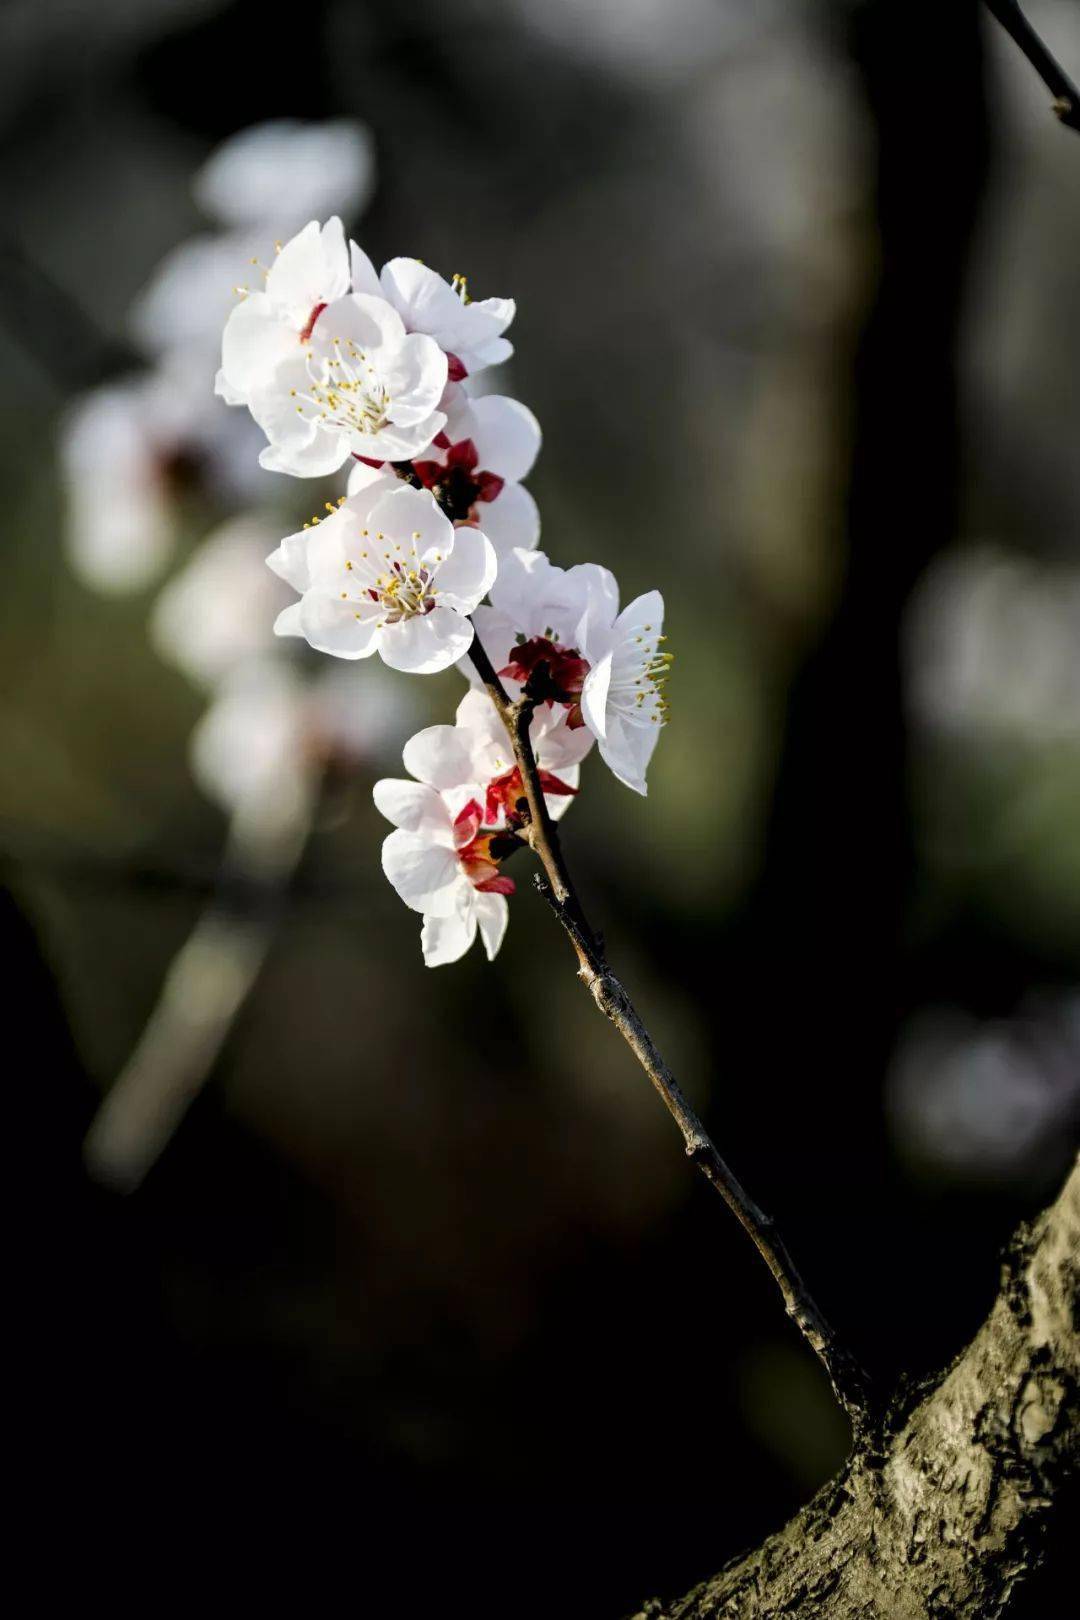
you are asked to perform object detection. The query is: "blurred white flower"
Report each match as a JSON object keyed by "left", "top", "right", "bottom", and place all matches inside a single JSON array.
[
  {"left": 194, "top": 119, "right": 376, "bottom": 235},
  {"left": 270, "top": 482, "right": 496, "bottom": 674},
  {"left": 150, "top": 512, "right": 292, "bottom": 688},
  {"left": 191, "top": 659, "right": 313, "bottom": 819},
  {"left": 906, "top": 546, "right": 1080, "bottom": 741},
  {"left": 888, "top": 1002, "right": 1080, "bottom": 1185},
  {"left": 59, "top": 375, "right": 192, "bottom": 593},
  {"left": 190, "top": 655, "right": 411, "bottom": 820},
  {"left": 129, "top": 230, "right": 268, "bottom": 365}
]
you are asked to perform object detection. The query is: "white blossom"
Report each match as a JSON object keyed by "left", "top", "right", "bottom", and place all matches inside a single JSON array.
[
  {"left": 268, "top": 480, "right": 496, "bottom": 674},
  {"left": 217, "top": 219, "right": 449, "bottom": 475},
  {"left": 350, "top": 246, "right": 514, "bottom": 377},
  {"left": 150, "top": 513, "right": 294, "bottom": 688},
  {"left": 373, "top": 687, "right": 589, "bottom": 967},
  {"left": 470, "top": 549, "right": 670, "bottom": 793},
  {"left": 190, "top": 656, "right": 413, "bottom": 820},
  {"left": 194, "top": 120, "right": 375, "bottom": 235},
  {"left": 348, "top": 386, "right": 540, "bottom": 556}
]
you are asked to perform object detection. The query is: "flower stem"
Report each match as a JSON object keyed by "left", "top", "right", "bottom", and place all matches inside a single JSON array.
[{"left": 466, "top": 629, "right": 873, "bottom": 1431}]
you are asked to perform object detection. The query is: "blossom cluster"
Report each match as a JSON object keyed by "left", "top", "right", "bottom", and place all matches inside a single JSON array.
[{"left": 216, "top": 207, "right": 671, "bottom": 965}]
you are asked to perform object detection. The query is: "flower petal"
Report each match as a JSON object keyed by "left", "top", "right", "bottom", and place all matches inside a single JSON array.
[
  {"left": 273, "top": 602, "right": 305, "bottom": 638},
  {"left": 402, "top": 724, "right": 477, "bottom": 791},
  {"left": 474, "top": 892, "right": 509, "bottom": 961},
  {"left": 367, "top": 483, "right": 454, "bottom": 560},
  {"left": 469, "top": 395, "right": 540, "bottom": 482},
  {"left": 434, "top": 526, "right": 497, "bottom": 612},
  {"left": 265, "top": 218, "right": 350, "bottom": 323},
  {"left": 378, "top": 607, "right": 474, "bottom": 674},
  {"left": 381, "top": 829, "right": 461, "bottom": 915},
  {"left": 597, "top": 712, "right": 661, "bottom": 796},
  {"left": 220, "top": 293, "right": 299, "bottom": 400},
  {"left": 349, "top": 240, "right": 383, "bottom": 298},
  {"left": 382, "top": 333, "right": 448, "bottom": 427},
  {"left": 421, "top": 906, "right": 478, "bottom": 967},
  {"left": 299, "top": 592, "right": 381, "bottom": 659},
  {"left": 476, "top": 482, "right": 540, "bottom": 557},
  {"left": 373, "top": 778, "right": 451, "bottom": 833},
  {"left": 581, "top": 650, "right": 613, "bottom": 741}
]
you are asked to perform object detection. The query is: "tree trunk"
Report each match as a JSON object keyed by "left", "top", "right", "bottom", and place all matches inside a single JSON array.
[{"left": 633, "top": 1157, "right": 1079, "bottom": 1619}]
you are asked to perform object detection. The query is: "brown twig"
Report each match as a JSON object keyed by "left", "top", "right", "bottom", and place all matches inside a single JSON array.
[
  {"left": 985, "top": 0, "right": 1080, "bottom": 132},
  {"left": 466, "top": 630, "right": 873, "bottom": 1431}
]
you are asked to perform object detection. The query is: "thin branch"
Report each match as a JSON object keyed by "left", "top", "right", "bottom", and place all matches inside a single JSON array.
[
  {"left": 467, "top": 631, "right": 873, "bottom": 1430},
  {"left": 985, "top": 0, "right": 1080, "bottom": 131}
]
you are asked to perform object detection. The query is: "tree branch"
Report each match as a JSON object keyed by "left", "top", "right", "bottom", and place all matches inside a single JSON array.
[
  {"left": 635, "top": 1154, "right": 1080, "bottom": 1619},
  {"left": 467, "top": 631, "right": 873, "bottom": 1431},
  {"left": 985, "top": 0, "right": 1080, "bottom": 131}
]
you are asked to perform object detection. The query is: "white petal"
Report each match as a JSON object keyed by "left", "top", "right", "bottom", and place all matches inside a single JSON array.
[
  {"left": 533, "top": 710, "right": 595, "bottom": 772},
  {"left": 220, "top": 294, "right": 299, "bottom": 400},
  {"left": 380, "top": 258, "right": 465, "bottom": 335},
  {"left": 299, "top": 593, "right": 381, "bottom": 659},
  {"left": 581, "top": 651, "right": 613, "bottom": 741},
  {"left": 349, "top": 240, "right": 383, "bottom": 297},
  {"left": 312, "top": 289, "right": 406, "bottom": 353},
  {"left": 597, "top": 712, "right": 661, "bottom": 796},
  {"left": 350, "top": 412, "right": 446, "bottom": 462},
  {"left": 383, "top": 333, "right": 448, "bottom": 426},
  {"left": 258, "top": 430, "right": 348, "bottom": 478},
  {"left": 476, "top": 482, "right": 540, "bottom": 557},
  {"left": 470, "top": 395, "right": 540, "bottom": 481},
  {"left": 615, "top": 589, "right": 664, "bottom": 639},
  {"left": 461, "top": 606, "right": 517, "bottom": 688},
  {"left": 568, "top": 564, "right": 620, "bottom": 633},
  {"left": 273, "top": 602, "right": 305, "bottom": 638},
  {"left": 474, "top": 892, "right": 509, "bottom": 961},
  {"left": 368, "top": 483, "right": 453, "bottom": 559},
  {"left": 434, "top": 526, "right": 497, "bottom": 611},
  {"left": 382, "top": 829, "right": 461, "bottom": 915},
  {"left": 421, "top": 906, "right": 478, "bottom": 967},
  {"left": 379, "top": 607, "right": 474, "bottom": 674},
  {"left": 373, "top": 778, "right": 451, "bottom": 833},
  {"left": 267, "top": 530, "right": 312, "bottom": 593},
  {"left": 402, "top": 724, "right": 477, "bottom": 791},
  {"left": 547, "top": 763, "right": 581, "bottom": 822},
  {"left": 347, "top": 459, "right": 397, "bottom": 496},
  {"left": 265, "top": 218, "right": 350, "bottom": 323}
]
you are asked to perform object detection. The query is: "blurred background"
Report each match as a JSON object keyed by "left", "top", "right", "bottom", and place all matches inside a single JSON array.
[{"left": 5, "top": 0, "right": 1080, "bottom": 1610}]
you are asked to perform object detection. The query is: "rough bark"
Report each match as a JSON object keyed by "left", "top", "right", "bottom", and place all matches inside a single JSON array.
[{"left": 634, "top": 1157, "right": 1079, "bottom": 1620}]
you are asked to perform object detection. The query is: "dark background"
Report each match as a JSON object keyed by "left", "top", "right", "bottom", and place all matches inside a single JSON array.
[{"left": 5, "top": 0, "right": 1080, "bottom": 1611}]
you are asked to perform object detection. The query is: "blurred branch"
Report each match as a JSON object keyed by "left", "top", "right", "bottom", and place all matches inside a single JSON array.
[
  {"left": 467, "top": 632, "right": 873, "bottom": 1432},
  {"left": 82, "top": 777, "right": 319, "bottom": 1191},
  {"left": 0, "top": 237, "right": 138, "bottom": 389},
  {"left": 985, "top": 0, "right": 1080, "bottom": 130}
]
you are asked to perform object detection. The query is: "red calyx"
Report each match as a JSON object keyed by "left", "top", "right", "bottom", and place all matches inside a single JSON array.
[
  {"left": 413, "top": 437, "right": 504, "bottom": 523},
  {"left": 498, "top": 637, "right": 590, "bottom": 724},
  {"left": 453, "top": 799, "right": 517, "bottom": 895},
  {"left": 485, "top": 766, "right": 577, "bottom": 829}
]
